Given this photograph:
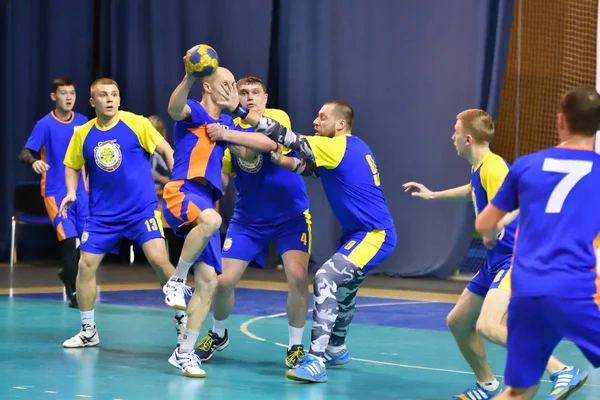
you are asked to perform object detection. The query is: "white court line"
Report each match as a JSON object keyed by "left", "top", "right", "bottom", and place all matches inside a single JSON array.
[{"left": 240, "top": 301, "right": 600, "bottom": 388}]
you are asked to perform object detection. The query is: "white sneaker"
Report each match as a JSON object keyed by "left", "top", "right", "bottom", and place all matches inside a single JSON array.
[
  {"left": 63, "top": 324, "right": 99, "bottom": 348},
  {"left": 162, "top": 278, "right": 192, "bottom": 310},
  {"left": 174, "top": 313, "right": 188, "bottom": 338},
  {"left": 168, "top": 345, "right": 206, "bottom": 378}
]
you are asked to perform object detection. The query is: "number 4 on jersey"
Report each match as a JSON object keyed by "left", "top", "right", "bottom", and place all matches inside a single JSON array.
[{"left": 542, "top": 158, "right": 592, "bottom": 213}]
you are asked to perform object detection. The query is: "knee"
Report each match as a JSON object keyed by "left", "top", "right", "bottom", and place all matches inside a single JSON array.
[
  {"left": 198, "top": 272, "right": 219, "bottom": 296},
  {"left": 196, "top": 209, "right": 221, "bottom": 236},
  {"left": 216, "top": 272, "right": 237, "bottom": 293},
  {"left": 286, "top": 264, "right": 308, "bottom": 290},
  {"left": 77, "top": 257, "right": 98, "bottom": 278},
  {"left": 446, "top": 308, "right": 468, "bottom": 333}
]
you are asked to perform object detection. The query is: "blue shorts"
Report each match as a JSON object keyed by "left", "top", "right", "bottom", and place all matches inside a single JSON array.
[
  {"left": 336, "top": 227, "right": 396, "bottom": 274},
  {"left": 162, "top": 179, "right": 222, "bottom": 273},
  {"left": 223, "top": 210, "right": 311, "bottom": 268},
  {"left": 505, "top": 295, "right": 600, "bottom": 388},
  {"left": 81, "top": 207, "right": 164, "bottom": 255},
  {"left": 44, "top": 192, "right": 89, "bottom": 241},
  {"left": 466, "top": 255, "right": 512, "bottom": 298}
]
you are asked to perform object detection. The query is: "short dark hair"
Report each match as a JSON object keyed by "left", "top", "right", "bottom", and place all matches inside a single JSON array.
[
  {"left": 237, "top": 76, "right": 267, "bottom": 93},
  {"left": 52, "top": 78, "right": 75, "bottom": 93},
  {"left": 561, "top": 86, "right": 600, "bottom": 136},
  {"left": 325, "top": 100, "right": 354, "bottom": 129}
]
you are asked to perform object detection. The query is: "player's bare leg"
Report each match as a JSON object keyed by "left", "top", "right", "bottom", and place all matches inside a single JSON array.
[
  {"left": 62, "top": 251, "right": 104, "bottom": 348},
  {"left": 168, "top": 262, "right": 218, "bottom": 378},
  {"left": 143, "top": 238, "right": 187, "bottom": 337},
  {"left": 163, "top": 209, "right": 221, "bottom": 310},
  {"left": 282, "top": 250, "right": 309, "bottom": 367},
  {"left": 446, "top": 289, "right": 497, "bottom": 380},
  {"left": 143, "top": 238, "right": 175, "bottom": 287},
  {"left": 196, "top": 258, "right": 248, "bottom": 360}
]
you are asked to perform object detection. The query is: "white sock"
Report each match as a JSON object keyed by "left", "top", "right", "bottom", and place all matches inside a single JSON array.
[
  {"left": 479, "top": 379, "right": 500, "bottom": 391},
  {"left": 173, "top": 259, "right": 193, "bottom": 281},
  {"left": 80, "top": 310, "right": 95, "bottom": 327},
  {"left": 212, "top": 317, "right": 228, "bottom": 338},
  {"left": 174, "top": 309, "right": 186, "bottom": 318},
  {"left": 326, "top": 344, "right": 346, "bottom": 353},
  {"left": 288, "top": 325, "right": 304, "bottom": 349},
  {"left": 179, "top": 328, "right": 199, "bottom": 353}
]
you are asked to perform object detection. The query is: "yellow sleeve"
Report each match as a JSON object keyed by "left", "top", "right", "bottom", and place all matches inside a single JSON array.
[
  {"left": 480, "top": 156, "right": 509, "bottom": 202},
  {"left": 304, "top": 135, "right": 346, "bottom": 169},
  {"left": 222, "top": 148, "right": 235, "bottom": 175},
  {"left": 122, "top": 112, "right": 164, "bottom": 154},
  {"left": 64, "top": 123, "right": 90, "bottom": 170}
]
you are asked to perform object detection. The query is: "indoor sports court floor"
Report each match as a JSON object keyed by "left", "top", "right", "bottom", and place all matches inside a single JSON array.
[{"left": 1, "top": 265, "right": 598, "bottom": 400}]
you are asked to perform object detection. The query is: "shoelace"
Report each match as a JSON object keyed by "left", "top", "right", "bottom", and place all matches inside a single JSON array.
[
  {"left": 181, "top": 351, "right": 201, "bottom": 370},
  {"left": 166, "top": 281, "right": 194, "bottom": 297},
  {"left": 286, "top": 348, "right": 304, "bottom": 364},
  {"left": 197, "top": 335, "right": 217, "bottom": 352}
]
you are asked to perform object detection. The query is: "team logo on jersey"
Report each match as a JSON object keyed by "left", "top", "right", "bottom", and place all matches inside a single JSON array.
[
  {"left": 81, "top": 231, "right": 89, "bottom": 243},
  {"left": 94, "top": 140, "right": 122, "bottom": 172},
  {"left": 223, "top": 238, "right": 233, "bottom": 251},
  {"left": 237, "top": 153, "right": 263, "bottom": 173}
]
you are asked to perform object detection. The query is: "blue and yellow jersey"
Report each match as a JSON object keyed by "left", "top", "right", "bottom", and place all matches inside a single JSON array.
[
  {"left": 171, "top": 100, "right": 234, "bottom": 198},
  {"left": 492, "top": 146, "right": 600, "bottom": 299},
  {"left": 223, "top": 108, "right": 309, "bottom": 225},
  {"left": 64, "top": 111, "right": 164, "bottom": 221},
  {"left": 470, "top": 151, "right": 517, "bottom": 265},
  {"left": 304, "top": 134, "right": 394, "bottom": 236},
  {"left": 25, "top": 111, "right": 88, "bottom": 197}
]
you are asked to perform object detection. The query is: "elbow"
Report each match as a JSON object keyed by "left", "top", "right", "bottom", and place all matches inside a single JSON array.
[
  {"left": 267, "top": 141, "right": 277, "bottom": 152},
  {"left": 475, "top": 215, "right": 493, "bottom": 235}
]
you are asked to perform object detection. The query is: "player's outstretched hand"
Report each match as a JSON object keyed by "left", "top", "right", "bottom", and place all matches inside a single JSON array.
[
  {"left": 59, "top": 193, "right": 76, "bottom": 218},
  {"left": 207, "top": 123, "right": 227, "bottom": 142},
  {"left": 402, "top": 181, "right": 434, "bottom": 200},
  {"left": 32, "top": 160, "right": 50, "bottom": 174},
  {"left": 214, "top": 81, "right": 239, "bottom": 111},
  {"left": 270, "top": 144, "right": 284, "bottom": 164}
]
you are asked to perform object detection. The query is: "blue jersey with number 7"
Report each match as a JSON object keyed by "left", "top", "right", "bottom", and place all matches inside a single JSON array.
[{"left": 491, "top": 145, "right": 600, "bottom": 298}]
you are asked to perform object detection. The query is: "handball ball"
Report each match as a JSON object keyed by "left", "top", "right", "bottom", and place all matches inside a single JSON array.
[{"left": 185, "top": 44, "right": 219, "bottom": 77}]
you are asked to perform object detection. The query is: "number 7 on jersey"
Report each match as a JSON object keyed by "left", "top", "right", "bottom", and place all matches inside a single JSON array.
[{"left": 542, "top": 158, "right": 592, "bottom": 213}]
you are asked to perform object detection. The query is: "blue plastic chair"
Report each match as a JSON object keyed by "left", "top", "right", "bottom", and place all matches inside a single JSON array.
[{"left": 10, "top": 181, "right": 51, "bottom": 267}]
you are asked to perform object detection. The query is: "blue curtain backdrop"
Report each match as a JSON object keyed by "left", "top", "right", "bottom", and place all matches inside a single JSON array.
[{"left": 0, "top": 0, "right": 513, "bottom": 278}]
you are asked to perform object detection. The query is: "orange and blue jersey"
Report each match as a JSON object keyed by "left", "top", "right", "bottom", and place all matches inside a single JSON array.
[
  {"left": 225, "top": 108, "right": 309, "bottom": 225},
  {"left": 25, "top": 110, "right": 88, "bottom": 197},
  {"left": 171, "top": 100, "right": 234, "bottom": 199},
  {"left": 470, "top": 152, "right": 517, "bottom": 267},
  {"left": 491, "top": 145, "right": 600, "bottom": 298},
  {"left": 64, "top": 111, "right": 164, "bottom": 222}
]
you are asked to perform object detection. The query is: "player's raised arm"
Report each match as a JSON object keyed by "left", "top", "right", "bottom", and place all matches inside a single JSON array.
[
  {"left": 168, "top": 57, "right": 198, "bottom": 121},
  {"left": 402, "top": 182, "right": 472, "bottom": 202}
]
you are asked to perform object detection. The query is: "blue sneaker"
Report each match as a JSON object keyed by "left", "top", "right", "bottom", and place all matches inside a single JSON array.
[
  {"left": 324, "top": 346, "right": 352, "bottom": 366},
  {"left": 451, "top": 382, "right": 502, "bottom": 399},
  {"left": 546, "top": 367, "right": 588, "bottom": 400},
  {"left": 285, "top": 353, "right": 327, "bottom": 383}
]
